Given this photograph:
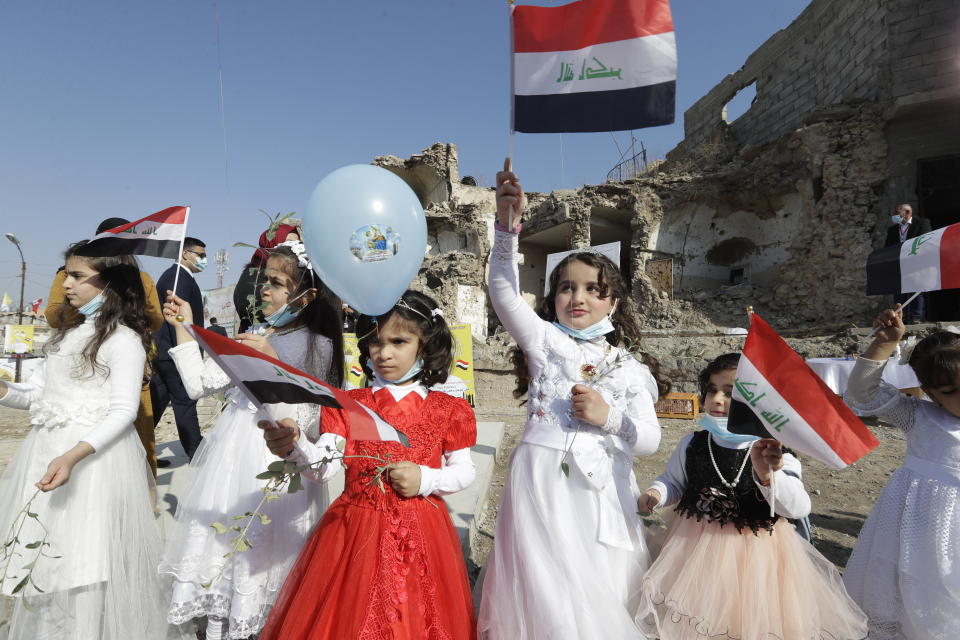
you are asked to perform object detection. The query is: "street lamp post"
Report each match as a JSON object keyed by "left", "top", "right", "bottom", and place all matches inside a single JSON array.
[{"left": 5, "top": 233, "right": 26, "bottom": 382}]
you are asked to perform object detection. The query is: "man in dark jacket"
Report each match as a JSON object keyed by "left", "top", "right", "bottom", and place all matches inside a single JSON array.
[
  {"left": 151, "top": 237, "right": 206, "bottom": 462},
  {"left": 208, "top": 317, "right": 229, "bottom": 338},
  {"left": 884, "top": 204, "right": 932, "bottom": 323}
]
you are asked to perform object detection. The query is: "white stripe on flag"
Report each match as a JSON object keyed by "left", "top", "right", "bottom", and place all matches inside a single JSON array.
[
  {"left": 217, "top": 353, "right": 335, "bottom": 402},
  {"left": 899, "top": 226, "right": 945, "bottom": 293},
  {"left": 106, "top": 223, "right": 185, "bottom": 243},
  {"left": 514, "top": 32, "right": 676, "bottom": 96},
  {"left": 734, "top": 355, "right": 846, "bottom": 469},
  {"left": 357, "top": 403, "right": 404, "bottom": 443}
]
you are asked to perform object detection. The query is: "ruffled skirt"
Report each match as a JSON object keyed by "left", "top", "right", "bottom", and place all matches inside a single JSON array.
[
  {"left": 637, "top": 516, "right": 868, "bottom": 640},
  {"left": 158, "top": 402, "right": 327, "bottom": 639},
  {"left": 0, "top": 422, "right": 167, "bottom": 640},
  {"left": 478, "top": 442, "right": 649, "bottom": 640}
]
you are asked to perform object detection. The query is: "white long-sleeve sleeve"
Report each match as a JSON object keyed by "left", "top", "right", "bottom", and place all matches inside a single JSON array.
[
  {"left": 168, "top": 341, "right": 232, "bottom": 399},
  {"left": 284, "top": 431, "right": 346, "bottom": 483},
  {"left": 0, "top": 359, "right": 47, "bottom": 410},
  {"left": 488, "top": 229, "right": 545, "bottom": 356},
  {"left": 647, "top": 433, "right": 811, "bottom": 519},
  {"left": 80, "top": 330, "right": 145, "bottom": 453},
  {"left": 417, "top": 448, "right": 476, "bottom": 497},
  {"left": 604, "top": 371, "right": 662, "bottom": 456}
]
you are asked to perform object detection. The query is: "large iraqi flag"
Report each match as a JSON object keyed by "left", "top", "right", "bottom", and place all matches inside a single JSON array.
[
  {"left": 866, "top": 221, "right": 960, "bottom": 294},
  {"left": 727, "top": 313, "right": 878, "bottom": 469},
  {"left": 511, "top": 0, "right": 676, "bottom": 133},
  {"left": 186, "top": 324, "right": 408, "bottom": 445},
  {"left": 74, "top": 206, "right": 188, "bottom": 259}
]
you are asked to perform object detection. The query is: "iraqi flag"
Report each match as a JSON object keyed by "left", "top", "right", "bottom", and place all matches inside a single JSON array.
[
  {"left": 866, "top": 221, "right": 960, "bottom": 295},
  {"left": 186, "top": 324, "right": 408, "bottom": 445},
  {"left": 511, "top": 0, "right": 676, "bottom": 133},
  {"left": 74, "top": 206, "right": 189, "bottom": 259},
  {"left": 727, "top": 313, "right": 878, "bottom": 469}
]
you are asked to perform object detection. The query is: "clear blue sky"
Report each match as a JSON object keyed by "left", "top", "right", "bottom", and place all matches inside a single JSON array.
[{"left": 0, "top": 0, "right": 810, "bottom": 305}]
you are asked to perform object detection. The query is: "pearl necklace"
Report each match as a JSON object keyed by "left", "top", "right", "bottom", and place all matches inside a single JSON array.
[{"left": 707, "top": 435, "right": 754, "bottom": 489}]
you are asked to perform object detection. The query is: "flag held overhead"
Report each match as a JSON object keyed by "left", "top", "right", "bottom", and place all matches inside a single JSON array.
[
  {"left": 866, "top": 221, "right": 960, "bottom": 295},
  {"left": 185, "top": 324, "right": 409, "bottom": 446},
  {"left": 511, "top": 0, "right": 677, "bottom": 133},
  {"left": 728, "top": 313, "right": 879, "bottom": 469},
  {"left": 74, "top": 206, "right": 189, "bottom": 260}
]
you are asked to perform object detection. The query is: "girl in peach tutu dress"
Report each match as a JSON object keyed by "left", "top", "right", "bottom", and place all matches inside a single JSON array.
[{"left": 635, "top": 353, "right": 868, "bottom": 640}]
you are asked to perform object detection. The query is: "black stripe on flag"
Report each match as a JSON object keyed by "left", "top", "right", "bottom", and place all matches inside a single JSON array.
[
  {"left": 74, "top": 237, "right": 183, "bottom": 260},
  {"left": 513, "top": 81, "right": 676, "bottom": 133},
  {"left": 726, "top": 399, "right": 771, "bottom": 439},
  {"left": 243, "top": 380, "right": 342, "bottom": 408},
  {"left": 865, "top": 244, "right": 902, "bottom": 295}
]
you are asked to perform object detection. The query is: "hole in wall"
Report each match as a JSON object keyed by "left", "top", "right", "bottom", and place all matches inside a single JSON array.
[{"left": 722, "top": 82, "right": 757, "bottom": 124}]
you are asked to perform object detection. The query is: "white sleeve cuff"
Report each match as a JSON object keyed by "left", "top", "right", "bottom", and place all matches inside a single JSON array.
[
  {"left": 647, "top": 480, "right": 669, "bottom": 509},
  {"left": 417, "top": 465, "right": 439, "bottom": 497}
]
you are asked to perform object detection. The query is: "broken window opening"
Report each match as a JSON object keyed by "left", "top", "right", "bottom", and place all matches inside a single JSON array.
[{"left": 722, "top": 82, "right": 757, "bottom": 124}]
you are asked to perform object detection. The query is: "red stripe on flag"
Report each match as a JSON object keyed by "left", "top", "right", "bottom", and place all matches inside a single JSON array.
[
  {"left": 191, "top": 324, "right": 399, "bottom": 442},
  {"left": 513, "top": 0, "right": 674, "bottom": 53},
  {"left": 939, "top": 222, "right": 960, "bottom": 290},
  {"left": 108, "top": 206, "right": 188, "bottom": 234},
  {"left": 744, "top": 315, "right": 879, "bottom": 465}
]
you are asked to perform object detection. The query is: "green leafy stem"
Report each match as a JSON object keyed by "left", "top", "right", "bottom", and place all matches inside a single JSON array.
[
  {"left": 202, "top": 444, "right": 393, "bottom": 590},
  {"left": 0, "top": 488, "right": 62, "bottom": 622}
]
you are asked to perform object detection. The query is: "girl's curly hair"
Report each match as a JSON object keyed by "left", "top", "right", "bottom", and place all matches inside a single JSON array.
[
  {"left": 355, "top": 290, "right": 453, "bottom": 388},
  {"left": 510, "top": 251, "right": 671, "bottom": 399},
  {"left": 45, "top": 242, "right": 153, "bottom": 379}
]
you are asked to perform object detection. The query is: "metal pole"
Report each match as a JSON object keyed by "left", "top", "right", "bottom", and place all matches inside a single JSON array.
[{"left": 13, "top": 245, "right": 25, "bottom": 383}]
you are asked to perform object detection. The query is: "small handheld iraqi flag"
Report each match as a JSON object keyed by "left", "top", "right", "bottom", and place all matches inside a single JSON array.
[
  {"left": 511, "top": 0, "right": 676, "bottom": 133},
  {"left": 727, "top": 313, "right": 878, "bottom": 470},
  {"left": 74, "top": 206, "right": 189, "bottom": 260},
  {"left": 866, "top": 221, "right": 960, "bottom": 295},
  {"left": 185, "top": 324, "right": 408, "bottom": 446}
]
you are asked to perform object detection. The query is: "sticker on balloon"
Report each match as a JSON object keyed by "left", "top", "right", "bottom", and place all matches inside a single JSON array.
[{"left": 350, "top": 224, "right": 400, "bottom": 263}]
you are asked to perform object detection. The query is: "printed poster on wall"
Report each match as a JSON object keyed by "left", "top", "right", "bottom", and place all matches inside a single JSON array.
[
  {"left": 3, "top": 325, "right": 35, "bottom": 356},
  {"left": 340, "top": 324, "right": 476, "bottom": 406},
  {"left": 342, "top": 333, "right": 366, "bottom": 390},
  {"left": 202, "top": 285, "right": 238, "bottom": 335}
]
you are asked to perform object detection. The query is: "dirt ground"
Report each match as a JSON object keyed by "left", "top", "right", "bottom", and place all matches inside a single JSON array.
[{"left": 470, "top": 408, "right": 907, "bottom": 572}]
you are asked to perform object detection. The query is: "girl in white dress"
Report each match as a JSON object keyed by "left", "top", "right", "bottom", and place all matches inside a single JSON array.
[
  {"left": 477, "top": 161, "right": 669, "bottom": 639},
  {"left": 843, "top": 307, "right": 960, "bottom": 639},
  {"left": 0, "top": 244, "right": 166, "bottom": 639},
  {"left": 158, "top": 242, "right": 343, "bottom": 640}
]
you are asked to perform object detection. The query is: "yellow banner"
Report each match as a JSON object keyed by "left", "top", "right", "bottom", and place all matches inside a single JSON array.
[
  {"left": 3, "top": 325, "right": 35, "bottom": 355},
  {"left": 340, "top": 323, "right": 476, "bottom": 406}
]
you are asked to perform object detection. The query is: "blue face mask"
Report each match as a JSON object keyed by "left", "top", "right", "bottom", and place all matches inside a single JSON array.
[
  {"left": 552, "top": 315, "right": 615, "bottom": 341},
  {"left": 264, "top": 292, "right": 307, "bottom": 328},
  {"left": 193, "top": 256, "right": 208, "bottom": 272},
  {"left": 376, "top": 357, "right": 423, "bottom": 385},
  {"left": 698, "top": 414, "right": 760, "bottom": 445},
  {"left": 77, "top": 291, "right": 105, "bottom": 317},
  {"left": 890, "top": 214, "right": 902, "bottom": 225}
]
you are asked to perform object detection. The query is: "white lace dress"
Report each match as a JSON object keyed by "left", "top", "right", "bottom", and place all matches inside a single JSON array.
[
  {"left": 478, "top": 229, "right": 662, "bottom": 640},
  {"left": 0, "top": 317, "right": 167, "bottom": 640},
  {"left": 843, "top": 357, "right": 960, "bottom": 640},
  {"left": 158, "top": 327, "right": 334, "bottom": 639}
]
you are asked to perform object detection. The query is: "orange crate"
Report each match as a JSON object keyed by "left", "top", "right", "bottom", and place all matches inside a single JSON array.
[{"left": 655, "top": 392, "right": 699, "bottom": 419}]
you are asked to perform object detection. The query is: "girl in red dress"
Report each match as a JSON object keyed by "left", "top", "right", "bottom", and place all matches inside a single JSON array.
[{"left": 258, "top": 290, "right": 477, "bottom": 640}]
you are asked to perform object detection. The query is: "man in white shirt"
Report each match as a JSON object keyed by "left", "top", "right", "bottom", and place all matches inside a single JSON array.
[{"left": 884, "top": 204, "right": 931, "bottom": 323}]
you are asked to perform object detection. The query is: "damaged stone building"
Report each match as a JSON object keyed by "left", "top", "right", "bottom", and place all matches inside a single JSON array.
[{"left": 374, "top": 0, "right": 960, "bottom": 397}]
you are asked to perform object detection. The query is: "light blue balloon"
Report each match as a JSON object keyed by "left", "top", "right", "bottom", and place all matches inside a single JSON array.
[{"left": 303, "top": 164, "right": 426, "bottom": 316}]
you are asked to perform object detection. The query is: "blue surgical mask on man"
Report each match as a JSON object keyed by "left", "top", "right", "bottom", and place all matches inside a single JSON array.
[
  {"left": 193, "top": 256, "right": 208, "bottom": 272},
  {"left": 698, "top": 413, "right": 760, "bottom": 445},
  {"left": 77, "top": 291, "right": 105, "bottom": 317},
  {"left": 552, "top": 315, "right": 615, "bottom": 341},
  {"left": 890, "top": 214, "right": 902, "bottom": 225}
]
